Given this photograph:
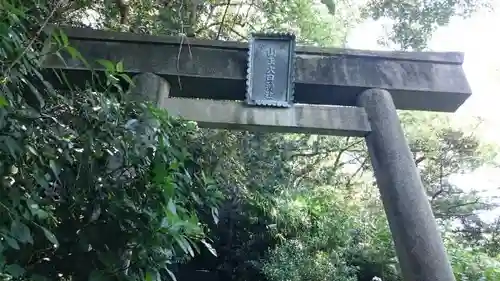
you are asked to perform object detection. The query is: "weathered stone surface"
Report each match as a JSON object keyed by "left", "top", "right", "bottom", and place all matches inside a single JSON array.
[
  {"left": 120, "top": 71, "right": 371, "bottom": 136},
  {"left": 42, "top": 26, "right": 472, "bottom": 112},
  {"left": 130, "top": 72, "right": 170, "bottom": 103},
  {"left": 160, "top": 98, "right": 371, "bottom": 136},
  {"left": 359, "top": 88, "right": 456, "bottom": 281}
]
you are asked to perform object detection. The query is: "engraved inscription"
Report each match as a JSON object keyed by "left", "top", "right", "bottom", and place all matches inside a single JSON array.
[
  {"left": 246, "top": 33, "right": 295, "bottom": 107},
  {"left": 264, "top": 47, "right": 276, "bottom": 99}
]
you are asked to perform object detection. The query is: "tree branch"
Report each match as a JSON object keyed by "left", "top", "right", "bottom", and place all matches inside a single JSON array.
[
  {"left": 216, "top": 0, "right": 232, "bottom": 40},
  {"left": 415, "top": 155, "right": 426, "bottom": 166},
  {"left": 345, "top": 156, "right": 369, "bottom": 187},
  {"left": 5, "top": 0, "right": 62, "bottom": 76}
]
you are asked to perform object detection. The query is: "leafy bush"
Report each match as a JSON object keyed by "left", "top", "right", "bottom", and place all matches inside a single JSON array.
[
  {"left": 262, "top": 186, "right": 401, "bottom": 281},
  {"left": 1, "top": 1, "right": 221, "bottom": 280},
  {"left": 263, "top": 238, "right": 357, "bottom": 281},
  {"left": 445, "top": 237, "right": 500, "bottom": 281}
]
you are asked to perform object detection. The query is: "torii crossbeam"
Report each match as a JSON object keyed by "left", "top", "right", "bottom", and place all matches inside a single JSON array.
[{"left": 42, "top": 26, "right": 470, "bottom": 281}]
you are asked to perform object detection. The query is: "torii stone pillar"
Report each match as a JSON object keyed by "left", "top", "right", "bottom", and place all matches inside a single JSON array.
[{"left": 358, "top": 88, "right": 455, "bottom": 281}]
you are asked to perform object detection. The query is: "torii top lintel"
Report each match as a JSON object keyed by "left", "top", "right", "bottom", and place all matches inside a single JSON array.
[{"left": 43, "top": 26, "right": 472, "bottom": 113}]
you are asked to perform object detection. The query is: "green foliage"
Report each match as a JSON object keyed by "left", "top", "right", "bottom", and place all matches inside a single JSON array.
[
  {"left": 0, "top": 1, "right": 221, "bottom": 280},
  {"left": 445, "top": 235, "right": 500, "bottom": 281},
  {"left": 362, "top": 0, "right": 492, "bottom": 49},
  {"left": 263, "top": 187, "right": 401, "bottom": 281},
  {"left": 264, "top": 239, "right": 357, "bottom": 281},
  {"left": 257, "top": 0, "right": 348, "bottom": 46}
]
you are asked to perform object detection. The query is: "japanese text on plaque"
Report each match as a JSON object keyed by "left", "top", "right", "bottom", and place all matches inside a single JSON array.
[{"left": 264, "top": 48, "right": 276, "bottom": 99}]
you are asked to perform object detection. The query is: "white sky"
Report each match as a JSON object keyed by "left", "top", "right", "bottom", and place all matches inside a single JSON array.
[{"left": 347, "top": 2, "right": 500, "bottom": 219}]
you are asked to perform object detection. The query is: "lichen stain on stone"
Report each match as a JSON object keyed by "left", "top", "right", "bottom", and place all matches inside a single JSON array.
[
  {"left": 241, "top": 108, "right": 257, "bottom": 125},
  {"left": 378, "top": 61, "right": 402, "bottom": 88},
  {"left": 295, "top": 106, "right": 305, "bottom": 124}
]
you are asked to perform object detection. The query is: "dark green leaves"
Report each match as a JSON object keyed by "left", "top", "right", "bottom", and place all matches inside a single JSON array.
[
  {"left": 0, "top": 95, "right": 7, "bottom": 107},
  {"left": 4, "top": 263, "right": 25, "bottom": 278},
  {"left": 88, "top": 270, "right": 109, "bottom": 281},
  {"left": 0, "top": 9, "right": 222, "bottom": 281},
  {"left": 145, "top": 269, "right": 160, "bottom": 281},
  {"left": 10, "top": 220, "right": 33, "bottom": 244},
  {"left": 0, "top": 3, "right": 221, "bottom": 280},
  {"left": 39, "top": 226, "right": 58, "bottom": 247},
  {"left": 97, "top": 59, "right": 116, "bottom": 73},
  {"left": 1, "top": 234, "right": 20, "bottom": 250}
]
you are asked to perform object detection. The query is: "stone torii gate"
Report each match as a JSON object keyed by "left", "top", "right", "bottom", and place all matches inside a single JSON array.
[{"left": 43, "top": 26, "right": 472, "bottom": 281}]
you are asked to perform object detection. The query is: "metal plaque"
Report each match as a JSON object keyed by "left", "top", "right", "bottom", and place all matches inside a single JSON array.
[{"left": 246, "top": 33, "right": 296, "bottom": 107}]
